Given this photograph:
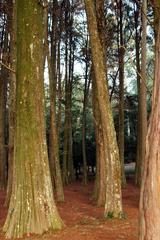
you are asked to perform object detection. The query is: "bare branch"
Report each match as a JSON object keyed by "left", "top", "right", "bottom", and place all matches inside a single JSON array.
[{"left": 0, "top": 61, "right": 15, "bottom": 73}]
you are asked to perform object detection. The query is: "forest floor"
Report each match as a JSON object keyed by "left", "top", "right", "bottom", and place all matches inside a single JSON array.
[{"left": 0, "top": 177, "right": 139, "bottom": 240}]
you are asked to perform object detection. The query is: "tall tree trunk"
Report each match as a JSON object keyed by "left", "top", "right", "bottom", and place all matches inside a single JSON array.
[
  {"left": 3, "top": 1, "right": 63, "bottom": 238},
  {"left": 67, "top": 18, "right": 74, "bottom": 182},
  {"left": 57, "top": 39, "right": 62, "bottom": 137},
  {"left": 139, "top": 2, "right": 160, "bottom": 238},
  {"left": 0, "top": 16, "right": 9, "bottom": 188},
  {"left": 5, "top": 0, "right": 16, "bottom": 206},
  {"left": 93, "top": 0, "right": 107, "bottom": 207},
  {"left": 0, "top": 69, "right": 6, "bottom": 189},
  {"left": 134, "top": 1, "right": 141, "bottom": 186},
  {"left": 49, "top": 0, "right": 64, "bottom": 202},
  {"left": 57, "top": 3, "right": 63, "bottom": 138},
  {"left": 136, "top": 0, "right": 147, "bottom": 186},
  {"left": 63, "top": 1, "right": 69, "bottom": 184},
  {"left": 85, "top": 0, "right": 123, "bottom": 218},
  {"left": 82, "top": 36, "right": 90, "bottom": 185},
  {"left": 92, "top": 70, "right": 106, "bottom": 206},
  {"left": 118, "top": 0, "right": 126, "bottom": 187},
  {"left": 48, "top": 50, "right": 64, "bottom": 202},
  {"left": 63, "top": 1, "right": 74, "bottom": 184}
]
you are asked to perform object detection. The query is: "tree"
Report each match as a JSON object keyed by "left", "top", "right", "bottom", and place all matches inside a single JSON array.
[
  {"left": 93, "top": 0, "right": 107, "bottom": 206},
  {"left": 5, "top": 0, "right": 16, "bottom": 206},
  {"left": 0, "top": 6, "right": 9, "bottom": 188},
  {"left": 48, "top": 0, "right": 64, "bottom": 202},
  {"left": 3, "top": 0, "right": 63, "bottom": 238},
  {"left": 134, "top": 0, "right": 141, "bottom": 186},
  {"left": 85, "top": 0, "right": 123, "bottom": 218},
  {"left": 117, "top": 0, "right": 126, "bottom": 187},
  {"left": 82, "top": 35, "right": 90, "bottom": 185},
  {"left": 92, "top": 68, "right": 106, "bottom": 206},
  {"left": 63, "top": 0, "right": 75, "bottom": 184},
  {"left": 135, "top": 0, "right": 147, "bottom": 186},
  {"left": 139, "top": 1, "right": 160, "bottom": 239}
]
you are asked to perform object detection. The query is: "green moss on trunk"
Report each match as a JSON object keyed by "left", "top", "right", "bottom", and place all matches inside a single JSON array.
[{"left": 3, "top": 1, "right": 63, "bottom": 238}]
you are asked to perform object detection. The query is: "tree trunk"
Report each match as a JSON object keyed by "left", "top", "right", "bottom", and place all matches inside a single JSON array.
[
  {"left": 0, "top": 16, "right": 9, "bottom": 189},
  {"left": 57, "top": 39, "right": 62, "bottom": 137},
  {"left": 5, "top": 0, "right": 16, "bottom": 206},
  {"left": 82, "top": 36, "right": 90, "bottom": 185},
  {"left": 85, "top": 0, "right": 123, "bottom": 218},
  {"left": 93, "top": 0, "right": 107, "bottom": 207},
  {"left": 63, "top": 1, "right": 74, "bottom": 184},
  {"left": 134, "top": 1, "right": 141, "bottom": 186},
  {"left": 48, "top": 0, "right": 64, "bottom": 202},
  {"left": 67, "top": 16, "right": 75, "bottom": 182},
  {"left": 118, "top": 0, "right": 126, "bottom": 187},
  {"left": 136, "top": 0, "right": 147, "bottom": 186},
  {"left": 92, "top": 70, "right": 106, "bottom": 206},
  {"left": 0, "top": 69, "right": 6, "bottom": 189},
  {"left": 48, "top": 50, "right": 64, "bottom": 202},
  {"left": 139, "top": 3, "right": 160, "bottom": 238},
  {"left": 3, "top": 1, "right": 63, "bottom": 238}
]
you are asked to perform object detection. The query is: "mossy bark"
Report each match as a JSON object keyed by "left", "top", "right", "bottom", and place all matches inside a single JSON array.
[
  {"left": 3, "top": 1, "right": 63, "bottom": 238},
  {"left": 85, "top": 0, "right": 123, "bottom": 217}
]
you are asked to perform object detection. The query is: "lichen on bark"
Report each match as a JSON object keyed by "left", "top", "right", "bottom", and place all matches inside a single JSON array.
[{"left": 3, "top": 0, "right": 63, "bottom": 238}]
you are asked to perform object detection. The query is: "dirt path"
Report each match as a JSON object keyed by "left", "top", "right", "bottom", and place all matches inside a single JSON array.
[{"left": 0, "top": 179, "right": 139, "bottom": 240}]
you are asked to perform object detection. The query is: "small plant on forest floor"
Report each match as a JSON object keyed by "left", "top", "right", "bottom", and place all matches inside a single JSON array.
[{"left": 105, "top": 211, "right": 126, "bottom": 219}]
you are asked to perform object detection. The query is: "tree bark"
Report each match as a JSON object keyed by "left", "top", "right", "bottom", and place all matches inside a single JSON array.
[
  {"left": 136, "top": 0, "right": 147, "bottom": 186},
  {"left": 0, "top": 15, "right": 8, "bottom": 189},
  {"left": 139, "top": 3, "right": 160, "bottom": 239},
  {"left": 5, "top": 0, "right": 16, "bottom": 206},
  {"left": 82, "top": 35, "right": 90, "bottom": 185},
  {"left": 85, "top": 0, "right": 123, "bottom": 218},
  {"left": 134, "top": 1, "right": 141, "bottom": 186},
  {"left": 92, "top": 69, "right": 106, "bottom": 206},
  {"left": 3, "top": 1, "right": 63, "bottom": 238},
  {"left": 63, "top": 1, "right": 74, "bottom": 184},
  {"left": 49, "top": 0, "right": 64, "bottom": 202},
  {"left": 93, "top": 0, "right": 108, "bottom": 207},
  {"left": 118, "top": 0, "right": 126, "bottom": 187}
]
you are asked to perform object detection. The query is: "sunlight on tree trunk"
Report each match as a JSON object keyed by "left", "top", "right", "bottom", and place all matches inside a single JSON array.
[
  {"left": 85, "top": 0, "right": 123, "bottom": 218},
  {"left": 92, "top": 71, "right": 106, "bottom": 206}
]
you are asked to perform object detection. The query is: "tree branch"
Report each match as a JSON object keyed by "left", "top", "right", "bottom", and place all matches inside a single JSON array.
[{"left": 0, "top": 61, "right": 15, "bottom": 73}]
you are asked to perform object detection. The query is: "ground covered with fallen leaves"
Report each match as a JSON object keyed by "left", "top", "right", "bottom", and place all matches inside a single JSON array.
[{"left": 0, "top": 178, "right": 139, "bottom": 240}]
